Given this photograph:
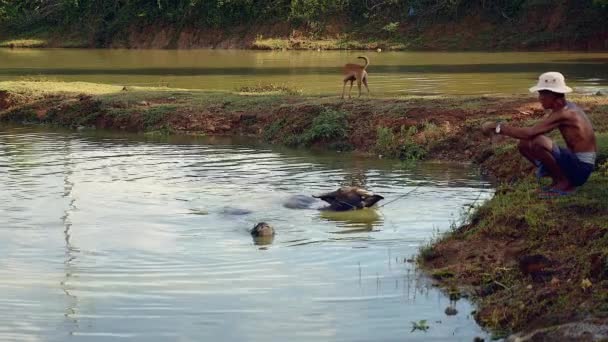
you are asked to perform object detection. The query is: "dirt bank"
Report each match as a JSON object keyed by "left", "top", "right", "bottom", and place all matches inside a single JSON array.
[
  {"left": 2, "top": 9, "right": 607, "bottom": 51},
  {"left": 0, "top": 81, "right": 556, "bottom": 163},
  {"left": 1, "top": 81, "right": 608, "bottom": 340}
]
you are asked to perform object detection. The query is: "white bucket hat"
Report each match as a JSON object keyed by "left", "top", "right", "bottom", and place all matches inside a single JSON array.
[{"left": 529, "top": 71, "right": 572, "bottom": 94}]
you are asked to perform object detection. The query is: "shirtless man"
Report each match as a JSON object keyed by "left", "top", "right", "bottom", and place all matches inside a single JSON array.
[{"left": 482, "top": 72, "right": 597, "bottom": 196}]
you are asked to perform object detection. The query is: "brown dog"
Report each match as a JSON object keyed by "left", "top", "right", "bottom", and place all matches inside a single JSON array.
[{"left": 341, "top": 56, "right": 370, "bottom": 99}]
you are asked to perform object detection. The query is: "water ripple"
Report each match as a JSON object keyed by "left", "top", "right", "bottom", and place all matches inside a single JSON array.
[{"left": 0, "top": 125, "right": 493, "bottom": 342}]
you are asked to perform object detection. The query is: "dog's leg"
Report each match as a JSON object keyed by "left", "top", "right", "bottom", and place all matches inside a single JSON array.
[
  {"left": 341, "top": 79, "right": 348, "bottom": 99},
  {"left": 357, "top": 78, "right": 362, "bottom": 98},
  {"left": 348, "top": 80, "right": 354, "bottom": 99},
  {"left": 363, "top": 76, "right": 370, "bottom": 96}
]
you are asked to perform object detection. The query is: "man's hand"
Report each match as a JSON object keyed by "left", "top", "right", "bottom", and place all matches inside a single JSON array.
[{"left": 481, "top": 121, "right": 497, "bottom": 136}]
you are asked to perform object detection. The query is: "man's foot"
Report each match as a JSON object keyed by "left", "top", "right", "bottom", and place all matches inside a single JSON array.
[
  {"left": 535, "top": 164, "right": 549, "bottom": 179},
  {"left": 551, "top": 180, "right": 574, "bottom": 192},
  {"left": 536, "top": 180, "right": 558, "bottom": 192},
  {"left": 535, "top": 164, "right": 552, "bottom": 189},
  {"left": 538, "top": 188, "right": 576, "bottom": 199},
  {"left": 536, "top": 185, "right": 555, "bottom": 193}
]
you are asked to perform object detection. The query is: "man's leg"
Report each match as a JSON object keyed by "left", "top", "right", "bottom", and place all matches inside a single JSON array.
[
  {"left": 528, "top": 135, "right": 572, "bottom": 191},
  {"left": 518, "top": 139, "right": 540, "bottom": 166},
  {"left": 519, "top": 137, "right": 550, "bottom": 186}
]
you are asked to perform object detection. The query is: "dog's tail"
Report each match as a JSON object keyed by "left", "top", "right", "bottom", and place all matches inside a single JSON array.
[{"left": 357, "top": 56, "right": 369, "bottom": 70}]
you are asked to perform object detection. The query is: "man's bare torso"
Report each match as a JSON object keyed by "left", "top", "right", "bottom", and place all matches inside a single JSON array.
[{"left": 555, "top": 102, "right": 596, "bottom": 153}]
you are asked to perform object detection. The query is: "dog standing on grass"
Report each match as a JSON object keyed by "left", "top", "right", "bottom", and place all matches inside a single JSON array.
[{"left": 341, "top": 56, "right": 370, "bottom": 99}]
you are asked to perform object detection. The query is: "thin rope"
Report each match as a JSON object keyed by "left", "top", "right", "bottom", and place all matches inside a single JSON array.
[
  {"left": 317, "top": 183, "right": 426, "bottom": 211},
  {"left": 378, "top": 183, "right": 425, "bottom": 208},
  {"left": 462, "top": 182, "right": 488, "bottom": 220}
]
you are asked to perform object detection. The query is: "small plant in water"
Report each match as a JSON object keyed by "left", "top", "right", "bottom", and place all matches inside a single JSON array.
[{"left": 410, "top": 319, "right": 429, "bottom": 332}]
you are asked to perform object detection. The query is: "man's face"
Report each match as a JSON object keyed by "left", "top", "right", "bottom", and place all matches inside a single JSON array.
[{"left": 538, "top": 91, "right": 558, "bottom": 109}]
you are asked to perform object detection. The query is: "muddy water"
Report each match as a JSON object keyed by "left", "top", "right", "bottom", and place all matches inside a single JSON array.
[
  {"left": 0, "top": 49, "right": 606, "bottom": 96},
  {"left": 0, "top": 125, "right": 495, "bottom": 341}
]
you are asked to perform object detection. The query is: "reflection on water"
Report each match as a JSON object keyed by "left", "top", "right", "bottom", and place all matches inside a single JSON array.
[
  {"left": 252, "top": 235, "right": 275, "bottom": 247},
  {"left": 321, "top": 208, "right": 383, "bottom": 232},
  {"left": 0, "top": 49, "right": 606, "bottom": 95},
  {"left": 0, "top": 124, "right": 494, "bottom": 341}
]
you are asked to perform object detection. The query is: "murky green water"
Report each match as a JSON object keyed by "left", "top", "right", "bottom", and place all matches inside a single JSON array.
[
  {"left": 0, "top": 49, "right": 606, "bottom": 96},
  {"left": 0, "top": 125, "right": 495, "bottom": 341}
]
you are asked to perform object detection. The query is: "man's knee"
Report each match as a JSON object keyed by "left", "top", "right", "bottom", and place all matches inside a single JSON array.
[
  {"left": 531, "top": 136, "right": 553, "bottom": 153},
  {"left": 531, "top": 135, "right": 546, "bottom": 145},
  {"left": 518, "top": 139, "right": 532, "bottom": 152}
]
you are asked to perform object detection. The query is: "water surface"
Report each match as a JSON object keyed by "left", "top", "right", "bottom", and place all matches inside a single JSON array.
[
  {"left": 0, "top": 125, "right": 494, "bottom": 341},
  {"left": 0, "top": 49, "right": 606, "bottom": 95}
]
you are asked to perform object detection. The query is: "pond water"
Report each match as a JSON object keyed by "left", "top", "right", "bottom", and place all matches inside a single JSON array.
[
  {"left": 0, "top": 125, "right": 494, "bottom": 341},
  {"left": 0, "top": 49, "right": 606, "bottom": 96}
]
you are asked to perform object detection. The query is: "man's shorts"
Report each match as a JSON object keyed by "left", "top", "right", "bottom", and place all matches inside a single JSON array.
[{"left": 551, "top": 145, "right": 595, "bottom": 186}]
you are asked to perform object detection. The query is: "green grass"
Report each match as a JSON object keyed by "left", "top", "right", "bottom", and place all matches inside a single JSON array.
[
  {"left": 0, "top": 27, "right": 87, "bottom": 48},
  {"left": 428, "top": 182, "right": 606, "bottom": 328},
  {"left": 263, "top": 107, "right": 351, "bottom": 150},
  {"left": 236, "top": 82, "right": 302, "bottom": 95},
  {"left": 300, "top": 108, "right": 348, "bottom": 146},
  {"left": 374, "top": 125, "right": 432, "bottom": 161},
  {"left": 382, "top": 126, "right": 419, "bottom": 160},
  {"left": 416, "top": 111, "right": 608, "bottom": 334},
  {"left": 421, "top": 156, "right": 608, "bottom": 333},
  {"left": 252, "top": 36, "right": 291, "bottom": 50},
  {"left": 252, "top": 36, "right": 360, "bottom": 50},
  {"left": 0, "top": 80, "right": 126, "bottom": 95},
  {"left": 597, "top": 132, "right": 608, "bottom": 163},
  {"left": 252, "top": 34, "right": 411, "bottom": 51},
  {"left": 0, "top": 81, "right": 295, "bottom": 114},
  {"left": 141, "top": 105, "right": 179, "bottom": 129},
  {"left": 0, "top": 38, "right": 47, "bottom": 48}
]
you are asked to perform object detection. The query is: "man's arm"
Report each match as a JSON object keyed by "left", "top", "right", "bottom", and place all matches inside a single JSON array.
[{"left": 483, "top": 111, "right": 568, "bottom": 140}]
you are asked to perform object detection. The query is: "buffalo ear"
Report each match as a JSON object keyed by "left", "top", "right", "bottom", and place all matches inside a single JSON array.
[{"left": 363, "top": 195, "right": 384, "bottom": 208}]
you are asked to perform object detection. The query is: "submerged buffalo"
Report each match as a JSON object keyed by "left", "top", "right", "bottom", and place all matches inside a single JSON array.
[
  {"left": 284, "top": 187, "right": 384, "bottom": 211},
  {"left": 220, "top": 207, "right": 253, "bottom": 215},
  {"left": 314, "top": 187, "right": 384, "bottom": 211},
  {"left": 283, "top": 194, "right": 322, "bottom": 210},
  {"left": 250, "top": 222, "right": 275, "bottom": 246},
  {"left": 250, "top": 222, "right": 275, "bottom": 237}
]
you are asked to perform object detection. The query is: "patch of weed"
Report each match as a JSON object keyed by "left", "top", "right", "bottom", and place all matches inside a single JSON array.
[
  {"left": 237, "top": 82, "right": 302, "bottom": 96},
  {"left": 300, "top": 108, "right": 348, "bottom": 146},
  {"left": 141, "top": 105, "right": 177, "bottom": 129},
  {"left": 375, "top": 125, "right": 426, "bottom": 161}
]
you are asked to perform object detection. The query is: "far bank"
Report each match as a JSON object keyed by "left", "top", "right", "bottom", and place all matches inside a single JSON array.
[{"left": 1, "top": 1, "right": 607, "bottom": 51}]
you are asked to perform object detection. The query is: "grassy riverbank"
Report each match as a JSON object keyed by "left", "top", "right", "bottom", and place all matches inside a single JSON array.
[{"left": 1, "top": 81, "right": 607, "bottom": 339}]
